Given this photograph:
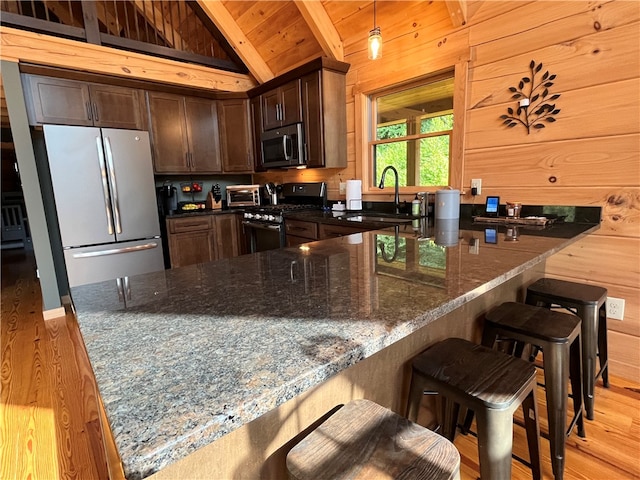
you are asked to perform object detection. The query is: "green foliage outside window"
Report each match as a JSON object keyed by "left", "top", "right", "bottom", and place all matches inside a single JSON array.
[{"left": 374, "top": 114, "right": 453, "bottom": 187}]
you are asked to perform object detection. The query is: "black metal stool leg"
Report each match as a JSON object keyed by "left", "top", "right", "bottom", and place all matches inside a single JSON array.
[
  {"left": 598, "top": 303, "right": 610, "bottom": 388},
  {"left": 522, "top": 387, "right": 542, "bottom": 480},
  {"left": 569, "top": 335, "right": 586, "bottom": 438},
  {"left": 578, "top": 303, "right": 598, "bottom": 420},
  {"left": 542, "top": 343, "right": 569, "bottom": 480},
  {"left": 476, "top": 407, "right": 514, "bottom": 480}
]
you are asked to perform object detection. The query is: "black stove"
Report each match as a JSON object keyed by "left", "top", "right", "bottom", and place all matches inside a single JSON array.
[{"left": 242, "top": 182, "right": 326, "bottom": 252}]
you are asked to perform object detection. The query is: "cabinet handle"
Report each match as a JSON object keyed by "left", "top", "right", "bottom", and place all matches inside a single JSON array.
[
  {"left": 86, "top": 101, "right": 93, "bottom": 121},
  {"left": 190, "top": 152, "right": 195, "bottom": 169},
  {"left": 276, "top": 103, "right": 281, "bottom": 122},
  {"left": 186, "top": 152, "right": 190, "bottom": 168},
  {"left": 92, "top": 102, "right": 99, "bottom": 121}
]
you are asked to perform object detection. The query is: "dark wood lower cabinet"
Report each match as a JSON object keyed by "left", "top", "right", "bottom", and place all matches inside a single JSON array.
[
  {"left": 167, "top": 214, "right": 243, "bottom": 268},
  {"left": 167, "top": 216, "right": 214, "bottom": 268},
  {"left": 213, "top": 214, "right": 243, "bottom": 260}
]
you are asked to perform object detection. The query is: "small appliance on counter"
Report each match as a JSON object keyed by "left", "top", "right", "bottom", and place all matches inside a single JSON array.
[
  {"left": 157, "top": 182, "right": 178, "bottom": 216},
  {"left": 227, "top": 184, "right": 261, "bottom": 207}
]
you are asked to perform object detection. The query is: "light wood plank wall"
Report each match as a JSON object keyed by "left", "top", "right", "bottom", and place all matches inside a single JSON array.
[{"left": 255, "top": 0, "right": 640, "bottom": 382}]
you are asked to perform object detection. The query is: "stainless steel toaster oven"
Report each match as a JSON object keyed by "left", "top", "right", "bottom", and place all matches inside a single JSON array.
[{"left": 226, "top": 185, "right": 261, "bottom": 207}]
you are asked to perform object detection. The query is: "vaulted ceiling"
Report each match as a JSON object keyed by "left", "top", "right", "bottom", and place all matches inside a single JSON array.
[{"left": 197, "top": 0, "right": 467, "bottom": 83}]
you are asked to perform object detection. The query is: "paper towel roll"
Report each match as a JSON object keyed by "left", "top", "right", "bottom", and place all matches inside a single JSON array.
[
  {"left": 346, "top": 180, "right": 362, "bottom": 210},
  {"left": 435, "top": 189, "right": 460, "bottom": 219}
]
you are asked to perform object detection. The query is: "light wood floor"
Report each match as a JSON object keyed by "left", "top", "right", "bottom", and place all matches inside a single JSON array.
[{"left": 2, "top": 248, "right": 639, "bottom": 480}]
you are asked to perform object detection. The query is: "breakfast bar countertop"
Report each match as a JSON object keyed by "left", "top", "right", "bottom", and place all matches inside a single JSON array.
[{"left": 70, "top": 208, "right": 600, "bottom": 479}]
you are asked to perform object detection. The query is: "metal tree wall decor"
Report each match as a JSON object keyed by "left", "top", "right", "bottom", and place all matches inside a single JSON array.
[{"left": 500, "top": 60, "right": 561, "bottom": 134}]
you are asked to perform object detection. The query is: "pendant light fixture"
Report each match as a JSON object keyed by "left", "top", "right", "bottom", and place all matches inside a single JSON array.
[{"left": 368, "top": 0, "right": 382, "bottom": 60}]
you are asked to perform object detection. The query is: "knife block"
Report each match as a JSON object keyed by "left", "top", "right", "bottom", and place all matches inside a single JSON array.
[{"left": 206, "top": 192, "right": 222, "bottom": 210}]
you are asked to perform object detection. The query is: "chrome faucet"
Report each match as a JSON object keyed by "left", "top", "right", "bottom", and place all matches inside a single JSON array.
[{"left": 378, "top": 166, "right": 400, "bottom": 214}]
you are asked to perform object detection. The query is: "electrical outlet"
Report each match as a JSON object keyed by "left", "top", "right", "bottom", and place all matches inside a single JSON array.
[
  {"left": 339, "top": 182, "right": 347, "bottom": 194},
  {"left": 471, "top": 178, "right": 482, "bottom": 195},
  {"left": 607, "top": 296, "right": 625, "bottom": 320}
]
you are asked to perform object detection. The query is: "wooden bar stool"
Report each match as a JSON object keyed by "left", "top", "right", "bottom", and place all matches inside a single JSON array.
[
  {"left": 406, "top": 338, "right": 542, "bottom": 480},
  {"left": 286, "top": 398, "right": 461, "bottom": 480},
  {"left": 482, "top": 302, "right": 586, "bottom": 480},
  {"left": 526, "top": 277, "right": 609, "bottom": 420}
]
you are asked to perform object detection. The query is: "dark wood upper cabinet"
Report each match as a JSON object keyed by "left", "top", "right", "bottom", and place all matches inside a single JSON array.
[
  {"left": 261, "top": 79, "right": 302, "bottom": 130},
  {"left": 22, "top": 74, "right": 145, "bottom": 130},
  {"left": 184, "top": 97, "right": 222, "bottom": 174},
  {"left": 147, "top": 92, "right": 221, "bottom": 174},
  {"left": 301, "top": 69, "right": 347, "bottom": 169},
  {"left": 249, "top": 58, "right": 349, "bottom": 170},
  {"left": 250, "top": 96, "right": 266, "bottom": 172},
  {"left": 147, "top": 92, "right": 190, "bottom": 173},
  {"left": 218, "top": 98, "right": 253, "bottom": 173}
]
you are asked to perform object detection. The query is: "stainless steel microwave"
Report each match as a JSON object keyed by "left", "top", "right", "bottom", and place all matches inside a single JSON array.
[{"left": 260, "top": 122, "right": 305, "bottom": 169}]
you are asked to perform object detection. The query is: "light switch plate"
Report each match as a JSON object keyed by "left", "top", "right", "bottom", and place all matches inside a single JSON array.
[{"left": 339, "top": 182, "right": 347, "bottom": 194}]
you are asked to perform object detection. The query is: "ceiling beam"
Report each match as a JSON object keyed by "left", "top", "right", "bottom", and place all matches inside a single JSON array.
[
  {"left": 197, "top": 0, "right": 274, "bottom": 84},
  {"left": 294, "top": 0, "right": 343, "bottom": 61},
  {"left": 445, "top": 0, "right": 468, "bottom": 27},
  {"left": 0, "top": 26, "right": 256, "bottom": 92}
]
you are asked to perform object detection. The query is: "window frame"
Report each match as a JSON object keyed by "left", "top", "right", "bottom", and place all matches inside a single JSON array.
[{"left": 357, "top": 62, "right": 467, "bottom": 197}]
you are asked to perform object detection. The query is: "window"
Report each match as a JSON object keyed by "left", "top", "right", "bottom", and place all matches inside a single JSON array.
[{"left": 370, "top": 74, "right": 454, "bottom": 188}]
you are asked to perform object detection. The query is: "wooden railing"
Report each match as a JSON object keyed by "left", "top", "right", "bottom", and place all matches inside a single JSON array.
[{"left": 0, "top": 0, "right": 246, "bottom": 72}]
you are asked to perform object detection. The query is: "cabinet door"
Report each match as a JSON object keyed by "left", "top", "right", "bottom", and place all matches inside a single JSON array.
[
  {"left": 213, "top": 214, "right": 241, "bottom": 260},
  {"left": 168, "top": 230, "right": 214, "bottom": 268},
  {"left": 261, "top": 80, "right": 302, "bottom": 130},
  {"left": 300, "top": 72, "right": 323, "bottom": 168},
  {"left": 89, "top": 84, "right": 146, "bottom": 130},
  {"left": 184, "top": 97, "right": 222, "bottom": 173},
  {"left": 285, "top": 219, "right": 318, "bottom": 240},
  {"left": 250, "top": 96, "right": 266, "bottom": 172},
  {"left": 22, "top": 75, "right": 93, "bottom": 126},
  {"left": 261, "top": 89, "right": 281, "bottom": 130},
  {"left": 280, "top": 79, "right": 302, "bottom": 126},
  {"left": 219, "top": 98, "right": 253, "bottom": 173},
  {"left": 147, "top": 92, "right": 190, "bottom": 173},
  {"left": 301, "top": 69, "right": 347, "bottom": 168}
]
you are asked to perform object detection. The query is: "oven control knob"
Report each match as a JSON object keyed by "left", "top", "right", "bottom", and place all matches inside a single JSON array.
[
  {"left": 267, "top": 215, "right": 275, "bottom": 221},
  {"left": 255, "top": 214, "right": 262, "bottom": 220},
  {"left": 244, "top": 213, "right": 252, "bottom": 219}
]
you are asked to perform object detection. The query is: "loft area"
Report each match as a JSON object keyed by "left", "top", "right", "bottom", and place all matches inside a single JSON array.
[{"left": 0, "top": 0, "right": 248, "bottom": 73}]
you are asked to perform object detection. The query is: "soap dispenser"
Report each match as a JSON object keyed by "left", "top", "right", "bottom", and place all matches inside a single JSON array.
[{"left": 412, "top": 194, "right": 421, "bottom": 216}]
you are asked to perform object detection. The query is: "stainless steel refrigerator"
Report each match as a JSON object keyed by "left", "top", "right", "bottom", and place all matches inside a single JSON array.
[{"left": 43, "top": 124, "right": 164, "bottom": 287}]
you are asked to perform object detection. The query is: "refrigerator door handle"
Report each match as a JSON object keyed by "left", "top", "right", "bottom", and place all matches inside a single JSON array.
[
  {"left": 116, "top": 277, "right": 125, "bottom": 303},
  {"left": 104, "top": 136, "right": 123, "bottom": 234},
  {"left": 71, "top": 242, "right": 159, "bottom": 258},
  {"left": 96, "top": 136, "right": 115, "bottom": 235},
  {"left": 124, "top": 276, "right": 132, "bottom": 300}
]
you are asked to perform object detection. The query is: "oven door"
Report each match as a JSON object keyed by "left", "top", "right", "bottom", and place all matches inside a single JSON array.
[{"left": 242, "top": 221, "right": 285, "bottom": 253}]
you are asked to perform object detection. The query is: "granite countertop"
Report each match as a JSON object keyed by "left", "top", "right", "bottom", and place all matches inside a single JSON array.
[{"left": 71, "top": 209, "right": 600, "bottom": 479}]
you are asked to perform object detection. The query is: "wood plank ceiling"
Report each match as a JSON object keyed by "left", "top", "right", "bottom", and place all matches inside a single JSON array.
[{"left": 200, "top": 0, "right": 466, "bottom": 82}]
